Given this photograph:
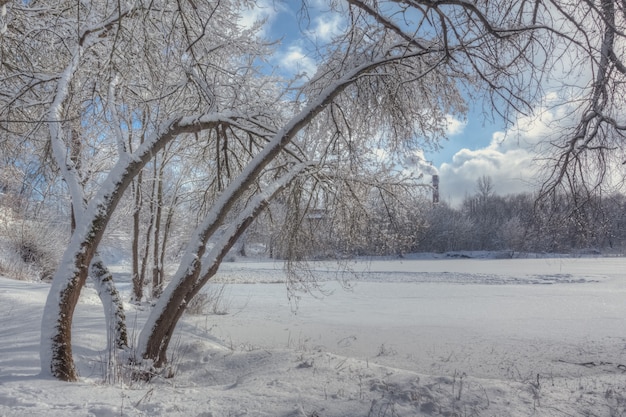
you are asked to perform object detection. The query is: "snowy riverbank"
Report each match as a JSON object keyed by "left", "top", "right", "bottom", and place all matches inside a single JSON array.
[{"left": 2, "top": 256, "right": 626, "bottom": 416}]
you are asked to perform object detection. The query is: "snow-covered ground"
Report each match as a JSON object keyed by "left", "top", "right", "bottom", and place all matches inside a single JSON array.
[{"left": 2, "top": 256, "right": 626, "bottom": 416}]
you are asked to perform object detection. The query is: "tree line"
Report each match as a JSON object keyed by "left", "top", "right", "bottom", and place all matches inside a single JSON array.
[{"left": 243, "top": 175, "right": 626, "bottom": 258}]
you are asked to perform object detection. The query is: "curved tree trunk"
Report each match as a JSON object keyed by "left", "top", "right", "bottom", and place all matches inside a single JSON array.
[
  {"left": 41, "top": 114, "right": 228, "bottom": 381},
  {"left": 137, "top": 58, "right": 412, "bottom": 366},
  {"left": 138, "top": 162, "right": 312, "bottom": 366},
  {"left": 42, "top": 52, "right": 425, "bottom": 380},
  {"left": 142, "top": 211, "right": 259, "bottom": 367},
  {"left": 40, "top": 231, "right": 102, "bottom": 381}
]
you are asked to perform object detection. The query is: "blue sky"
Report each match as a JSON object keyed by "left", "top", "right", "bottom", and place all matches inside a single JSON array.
[{"left": 240, "top": 1, "right": 545, "bottom": 206}]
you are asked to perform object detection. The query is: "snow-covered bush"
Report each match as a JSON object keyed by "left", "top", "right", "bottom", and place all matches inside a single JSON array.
[
  {"left": 185, "top": 284, "right": 230, "bottom": 316},
  {"left": 0, "top": 209, "right": 67, "bottom": 281}
]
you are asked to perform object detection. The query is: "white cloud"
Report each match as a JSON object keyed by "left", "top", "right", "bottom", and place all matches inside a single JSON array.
[
  {"left": 370, "top": 147, "right": 437, "bottom": 180},
  {"left": 437, "top": 89, "right": 626, "bottom": 206},
  {"left": 436, "top": 107, "right": 560, "bottom": 206},
  {"left": 488, "top": 107, "right": 558, "bottom": 153},
  {"left": 238, "top": 0, "right": 281, "bottom": 36},
  {"left": 445, "top": 115, "right": 467, "bottom": 136},
  {"left": 307, "top": 14, "right": 345, "bottom": 42},
  {"left": 438, "top": 146, "right": 537, "bottom": 206},
  {"left": 276, "top": 44, "right": 318, "bottom": 78}
]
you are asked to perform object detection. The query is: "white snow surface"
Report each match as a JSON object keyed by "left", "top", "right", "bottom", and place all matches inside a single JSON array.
[{"left": 2, "top": 255, "right": 626, "bottom": 416}]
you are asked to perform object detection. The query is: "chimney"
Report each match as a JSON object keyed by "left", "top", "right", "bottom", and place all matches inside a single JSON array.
[{"left": 432, "top": 175, "right": 439, "bottom": 204}]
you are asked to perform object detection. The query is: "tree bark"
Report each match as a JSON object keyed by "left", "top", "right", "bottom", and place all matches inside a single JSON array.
[
  {"left": 139, "top": 169, "right": 156, "bottom": 297},
  {"left": 90, "top": 256, "right": 129, "bottom": 350},
  {"left": 152, "top": 159, "right": 164, "bottom": 298},
  {"left": 131, "top": 172, "right": 143, "bottom": 302}
]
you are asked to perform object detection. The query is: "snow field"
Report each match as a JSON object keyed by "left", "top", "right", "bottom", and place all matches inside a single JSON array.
[{"left": 1, "top": 256, "right": 626, "bottom": 416}]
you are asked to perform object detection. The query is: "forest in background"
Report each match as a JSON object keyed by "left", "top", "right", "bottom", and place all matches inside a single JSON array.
[{"left": 1, "top": 168, "right": 624, "bottom": 289}]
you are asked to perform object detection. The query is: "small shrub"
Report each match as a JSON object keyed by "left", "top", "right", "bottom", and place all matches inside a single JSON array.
[
  {"left": 0, "top": 217, "right": 66, "bottom": 281},
  {"left": 186, "top": 292, "right": 210, "bottom": 315},
  {"left": 185, "top": 284, "right": 231, "bottom": 315},
  {"left": 376, "top": 343, "right": 397, "bottom": 357},
  {"left": 0, "top": 255, "right": 38, "bottom": 281}
]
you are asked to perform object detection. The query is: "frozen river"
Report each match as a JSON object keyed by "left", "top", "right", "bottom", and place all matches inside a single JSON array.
[{"left": 202, "top": 256, "right": 626, "bottom": 379}]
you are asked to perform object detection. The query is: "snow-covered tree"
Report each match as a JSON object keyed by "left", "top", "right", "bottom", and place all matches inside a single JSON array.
[
  {"left": 538, "top": 0, "right": 626, "bottom": 200},
  {"left": 1, "top": 0, "right": 622, "bottom": 381},
  {"left": 1, "top": 0, "right": 280, "bottom": 380}
]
